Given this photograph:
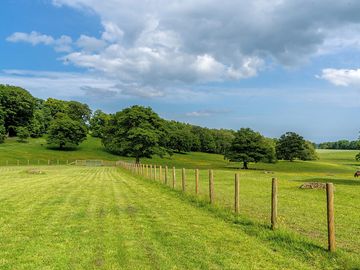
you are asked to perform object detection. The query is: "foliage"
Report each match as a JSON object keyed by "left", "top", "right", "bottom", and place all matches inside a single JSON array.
[
  {"left": 47, "top": 113, "right": 87, "bottom": 149},
  {"left": 102, "top": 105, "right": 167, "bottom": 162},
  {"left": 0, "top": 123, "right": 5, "bottom": 144},
  {"left": 89, "top": 109, "right": 109, "bottom": 138},
  {"left": 66, "top": 100, "right": 92, "bottom": 124},
  {"left": 300, "top": 141, "right": 319, "bottom": 160},
  {"left": 318, "top": 140, "right": 360, "bottom": 150},
  {"left": 356, "top": 152, "right": 360, "bottom": 161},
  {"left": 0, "top": 85, "right": 36, "bottom": 136},
  {"left": 276, "top": 132, "right": 306, "bottom": 161},
  {"left": 16, "top": 126, "right": 30, "bottom": 142},
  {"left": 224, "top": 128, "right": 276, "bottom": 169}
]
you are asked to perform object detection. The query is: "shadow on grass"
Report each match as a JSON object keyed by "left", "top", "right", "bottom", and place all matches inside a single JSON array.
[
  {"left": 46, "top": 146, "right": 79, "bottom": 151},
  {"left": 291, "top": 178, "right": 360, "bottom": 186}
]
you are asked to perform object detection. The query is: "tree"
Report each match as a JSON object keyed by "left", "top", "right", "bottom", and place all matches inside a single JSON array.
[
  {"left": 225, "top": 128, "right": 276, "bottom": 169},
  {"left": 102, "top": 106, "right": 167, "bottom": 163},
  {"left": 356, "top": 152, "right": 360, "bottom": 161},
  {"left": 0, "top": 107, "right": 5, "bottom": 143},
  {"left": 47, "top": 113, "right": 87, "bottom": 149},
  {"left": 0, "top": 85, "right": 36, "bottom": 136},
  {"left": 67, "top": 101, "right": 92, "bottom": 124},
  {"left": 300, "top": 141, "right": 318, "bottom": 160},
  {"left": 0, "top": 124, "right": 5, "bottom": 143},
  {"left": 276, "top": 132, "right": 306, "bottom": 161},
  {"left": 16, "top": 126, "right": 30, "bottom": 142},
  {"left": 90, "top": 110, "right": 109, "bottom": 138}
]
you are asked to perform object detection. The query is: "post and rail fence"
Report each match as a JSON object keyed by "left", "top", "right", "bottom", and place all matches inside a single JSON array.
[{"left": 116, "top": 159, "right": 336, "bottom": 253}]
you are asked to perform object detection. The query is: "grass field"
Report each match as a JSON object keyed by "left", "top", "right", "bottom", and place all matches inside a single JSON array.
[
  {"left": 1, "top": 137, "right": 360, "bottom": 268},
  {"left": 0, "top": 165, "right": 357, "bottom": 269}
]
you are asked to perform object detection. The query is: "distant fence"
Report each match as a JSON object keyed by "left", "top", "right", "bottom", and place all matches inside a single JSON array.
[
  {"left": 116, "top": 160, "right": 336, "bottom": 253},
  {"left": 0, "top": 159, "right": 117, "bottom": 167}
]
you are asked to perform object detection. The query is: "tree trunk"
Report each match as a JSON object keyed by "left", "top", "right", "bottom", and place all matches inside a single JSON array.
[{"left": 242, "top": 161, "right": 249, "bottom": 169}]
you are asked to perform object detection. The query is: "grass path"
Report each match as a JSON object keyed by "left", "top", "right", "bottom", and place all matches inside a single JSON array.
[{"left": 0, "top": 166, "right": 345, "bottom": 269}]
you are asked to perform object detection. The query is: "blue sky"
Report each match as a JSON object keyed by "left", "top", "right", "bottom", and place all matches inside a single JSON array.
[{"left": 1, "top": 0, "right": 360, "bottom": 142}]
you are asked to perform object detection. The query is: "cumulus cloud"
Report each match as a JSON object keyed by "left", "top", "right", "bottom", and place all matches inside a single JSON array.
[
  {"left": 7, "top": 31, "right": 54, "bottom": 45},
  {"left": 318, "top": 68, "right": 360, "bottom": 86},
  {"left": 8, "top": 1, "right": 360, "bottom": 97},
  {"left": 7, "top": 31, "right": 73, "bottom": 52},
  {"left": 185, "top": 109, "right": 231, "bottom": 117}
]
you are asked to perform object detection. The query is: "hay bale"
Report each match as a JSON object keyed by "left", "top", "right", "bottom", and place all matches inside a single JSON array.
[
  {"left": 299, "top": 182, "right": 332, "bottom": 190},
  {"left": 26, "top": 169, "right": 44, "bottom": 175}
]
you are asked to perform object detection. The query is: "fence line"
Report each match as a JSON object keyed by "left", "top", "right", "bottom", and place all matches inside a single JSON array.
[{"left": 116, "top": 160, "right": 336, "bottom": 252}]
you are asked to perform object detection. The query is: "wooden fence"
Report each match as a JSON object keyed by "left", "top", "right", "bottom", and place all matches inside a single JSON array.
[{"left": 116, "top": 160, "right": 336, "bottom": 252}]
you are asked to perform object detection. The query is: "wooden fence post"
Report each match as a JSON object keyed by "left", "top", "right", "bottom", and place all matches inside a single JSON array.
[
  {"left": 146, "top": 164, "right": 149, "bottom": 177},
  {"left": 235, "top": 173, "right": 240, "bottom": 214},
  {"left": 154, "top": 165, "right": 157, "bottom": 180},
  {"left": 172, "top": 167, "right": 176, "bottom": 188},
  {"left": 159, "top": 166, "right": 162, "bottom": 181},
  {"left": 195, "top": 169, "right": 199, "bottom": 195},
  {"left": 271, "top": 178, "right": 278, "bottom": 230},
  {"left": 150, "top": 165, "right": 153, "bottom": 179},
  {"left": 209, "top": 169, "right": 214, "bottom": 204},
  {"left": 182, "top": 168, "right": 186, "bottom": 192},
  {"left": 326, "top": 183, "right": 336, "bottom": 252},
  {"left": 165, "top": 166, "right": 168, "bottom": 184}
]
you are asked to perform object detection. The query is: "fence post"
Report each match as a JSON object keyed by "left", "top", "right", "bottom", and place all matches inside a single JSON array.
[
  {"left": 159, "top": 166, "right": 162, "bottom": 181},
  {"left": 195, "top": 169, "right": 199, "bottom": 195},
  {"left": 182, "top": 168, "right": 186, "bottom": 192},
  {"left": 146, "top": 164, "right": 149, "bottom": 177},
  {"left": 150, "top": 165, "right": 153, "bottom": 179},
  {"left": 209, "top": 169, "right": 214, "bottom": 204},
  {"left": 165, "top": 166, "right": 168, "bottom": 184},
  {"left": 271, "top": 178, "right": 278, "bottom": 230},
  {"left": 154, "top": 165, "right": 157, "bottom": 180},
  {"left": 172, "top": 167, "right": 176, "bottom": 188},
  {"left": 326, "top": 183, "right": 336, "bottom": 252},
  {"left": 235, "top": 173, "right": 240, "bottom": 214}
]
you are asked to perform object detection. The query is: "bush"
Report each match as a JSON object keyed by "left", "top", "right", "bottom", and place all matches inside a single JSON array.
[{"left": 16, "top": 126, "right": 30, "bottom": 142}]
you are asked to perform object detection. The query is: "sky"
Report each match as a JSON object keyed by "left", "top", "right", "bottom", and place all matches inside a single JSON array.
[{"left": 1, "top": 0, "right": 360, "bottom": 142}]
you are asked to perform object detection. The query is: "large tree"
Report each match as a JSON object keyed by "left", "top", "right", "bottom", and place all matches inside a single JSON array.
[
  {"left": 276, "top": 132, "right": 308, "bottom": 161},
  {"left": 225, "top": 128, "right": 275, "bottom": 169},
  {"left": 0, "top": 85, "right": 36, "bottom": 136},
  {"left": 89, "top": 109, "right": 109, "bottom": 138},
  {"left": 102, "top": 105, "right": 167, "bottom": 163},
  {"left": 47, "top": 113, "right": 87, "bottom": 149}
]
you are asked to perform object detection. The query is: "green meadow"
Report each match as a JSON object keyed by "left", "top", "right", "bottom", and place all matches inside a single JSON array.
[{"left": 0, "top": 138, "right": 360, "bottom": 269}]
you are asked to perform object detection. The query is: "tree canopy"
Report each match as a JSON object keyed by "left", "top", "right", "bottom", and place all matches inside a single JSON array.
[
  {"left": 0, "top": 85, "right": 36, "bottom": 136},
  {"left": 47, "top": 113, "right": 87, "bottom": 149},
  {"left": 102, "top": 106, "right": 167, "bottom": 163},
  {"left": 225, "top": 128, "right": 276, "bottom": 169},
  {"left": 276, "top": 132, "right": 317, "bottom": 161}
]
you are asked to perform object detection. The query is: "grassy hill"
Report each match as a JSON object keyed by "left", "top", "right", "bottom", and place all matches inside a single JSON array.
[
  {"left": 1, "top": 136, "right": 360, "bottom": 268},
  {"left": 0, "top": 166, "right": 357, "bottom": 269}
]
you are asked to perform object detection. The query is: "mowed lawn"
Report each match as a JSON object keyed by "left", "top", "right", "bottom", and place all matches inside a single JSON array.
[{"left": 1, "top": 165, "right": 357, "bottom": 269}]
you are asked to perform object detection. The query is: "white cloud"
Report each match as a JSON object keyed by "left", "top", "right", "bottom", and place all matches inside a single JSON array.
[
  {"left": 185, "top": 109, "right": 231, "bottom": 117},
  {"left": 318, "top": 68, "right": 360, "bottom": 86},
  {"left": 6, "top": 31, "right": 73, "bottom": 52},
  {"left": 6, "top": 31, "right": 54, "bottom": 45},
  {"left": 8, "top": 1, "right": 360, "bottom": 98},
  {"left": 76, "top": 35, "right": 107, "bottom": 52}
]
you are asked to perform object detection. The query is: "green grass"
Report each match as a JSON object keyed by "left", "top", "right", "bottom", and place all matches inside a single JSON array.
[
  {"left": 1, "top": 137, "right": 360, "bottom": 268},
  {"left": 0, "top": 166, "right": 339, "bottom": 269}
]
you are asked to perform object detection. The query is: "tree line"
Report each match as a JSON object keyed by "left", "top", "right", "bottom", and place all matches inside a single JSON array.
[
  {"left": 1, "top": 84, "right": 319, "bottom": 168},
  {"left": 318, "top": 140, "right": 360, "bottom": 150}
]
